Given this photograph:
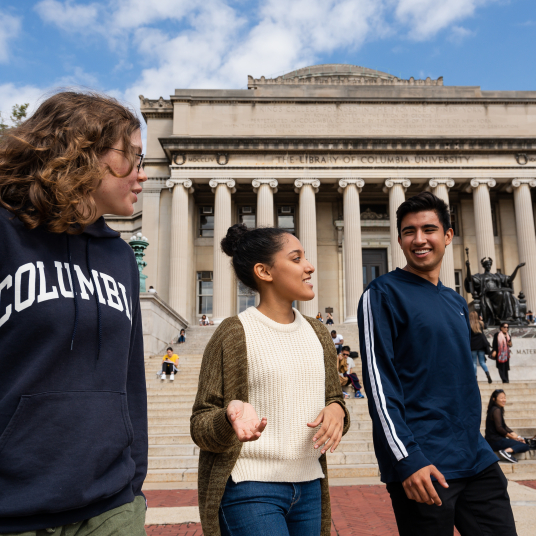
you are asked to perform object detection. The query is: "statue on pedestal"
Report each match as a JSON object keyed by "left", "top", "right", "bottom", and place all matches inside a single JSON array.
[{"left": 464, "top": 249, "right": 527, "bottom": 326}]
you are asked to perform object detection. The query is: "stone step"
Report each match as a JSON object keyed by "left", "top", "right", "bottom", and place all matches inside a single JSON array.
[
  {"left": 149, "top": 444, "right": 199, "bottom": 457},
  {"left": 143, "top": 460, "right": 536, "bottom": 484},
  {"left": 148, "top": 424, "right": 191, "bottom": 433},
  {"left": 145, "top": 468, "right": 198, "bottom": 483},
  {"left": 149, "top": 434, "right": 194, "bottom": 445},
  {"left": 149, "top": 456, "right": 199, "bottom": 469}
]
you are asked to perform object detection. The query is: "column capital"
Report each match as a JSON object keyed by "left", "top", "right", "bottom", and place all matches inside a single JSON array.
[
  {"left": 166, "top": 178, "right": 193, "bottom": 190},
  {"left": 294, "top": 178, "right": 320, "bottom": 194},
  {"left": 338, "top": 178, "right": 365, "bottom": 193},
  {"left": 209, "top": 178, "right": 236, "bottom": 193},
  {"left": 469, "top": 178, "right": 496, "bottom": 189},
  {"left": 383, "top": 178, "right": 411, "bottom": 193},
  {"left": 511, "top": 178, "right": 536, "bottom": 189},
  {"left": 429, "top": 178, "right": 455, "bottom": 189},
  {"left": 252, "top": 178, "right": 278, "bottom": 193}
]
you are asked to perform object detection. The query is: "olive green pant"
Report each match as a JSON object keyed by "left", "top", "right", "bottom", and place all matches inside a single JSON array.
[{"left": 3, "top": 496, "right": 146, "bottom": 536}]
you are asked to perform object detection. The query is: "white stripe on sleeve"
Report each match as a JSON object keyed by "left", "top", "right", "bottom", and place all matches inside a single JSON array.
[{"left": 363, "top": 290, "right": 408, "bottom": 461}]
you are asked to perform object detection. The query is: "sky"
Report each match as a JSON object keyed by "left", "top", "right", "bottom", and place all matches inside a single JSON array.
[{"left": 1, "top": 0, "right": 535, "bottom": 129}]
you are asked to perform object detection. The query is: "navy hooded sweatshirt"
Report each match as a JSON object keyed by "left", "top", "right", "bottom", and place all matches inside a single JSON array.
[
  {"left": 0, "top": 207, "right": 148, "bottom": 532},
  {"left": 358, "top": 268, "right": 497, "bottom": 484}
]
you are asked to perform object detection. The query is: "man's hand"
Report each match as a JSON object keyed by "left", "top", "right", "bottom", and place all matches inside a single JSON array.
[
  {"left": 402, "top": 465, "right": 449, "bottom": 506},
  {"left": 226, "top": 400, "right": 267, "bottom": 443},
  {"left": 308, "top": 403, "right": 345, "bottom": 454}
]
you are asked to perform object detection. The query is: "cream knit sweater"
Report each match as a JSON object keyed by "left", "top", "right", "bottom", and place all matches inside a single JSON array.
[{"left": 231, "top": 306, "right": 326, "bottom": 483}]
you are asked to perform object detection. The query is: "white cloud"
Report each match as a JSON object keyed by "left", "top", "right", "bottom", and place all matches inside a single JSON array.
[
  {"left": 34, "top": 0, "right": 100, "bottom": 33},
  {"left": 393, "top": 0, "right": 493, "bottom": 41},
  {"left": 449, "top": 25, "right": 474, "bottom": 43},
  {"left": 0, "top": 11, "right": 22, "bottom": 63},
  {"left": 31, "top": 0, "right": 499, "bottom": 110}
]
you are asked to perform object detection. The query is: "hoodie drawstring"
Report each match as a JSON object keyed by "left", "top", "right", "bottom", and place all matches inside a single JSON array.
[
  {"left": 66, "top": 234, "right": 79, "bottom": 351},
  {"left": 86, "top": 237, "right": 102, "bottom": 359}
]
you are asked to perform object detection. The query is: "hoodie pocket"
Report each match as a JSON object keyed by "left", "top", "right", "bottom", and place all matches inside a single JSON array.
[{"left": 0, "top": 391, "right": 136, "bottom": 517}]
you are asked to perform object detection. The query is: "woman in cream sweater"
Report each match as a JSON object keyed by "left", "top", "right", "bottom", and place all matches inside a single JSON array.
[{"left": 190, "top": 224, "right": 350, "bottom": 536}]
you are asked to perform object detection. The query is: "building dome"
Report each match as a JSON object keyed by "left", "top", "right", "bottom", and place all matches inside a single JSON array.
[{"left": 280, "top": 64, "right": 395, "bottom": 82}]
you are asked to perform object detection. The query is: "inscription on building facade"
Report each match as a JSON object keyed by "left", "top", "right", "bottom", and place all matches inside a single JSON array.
[{"left": 174, "top": 153, "right": 534, "bottom": 168}]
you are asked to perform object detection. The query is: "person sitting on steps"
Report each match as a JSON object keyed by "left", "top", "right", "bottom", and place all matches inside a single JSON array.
[
  {"left": 161, "top": 347, "right": 179, "bottom": 381},
  {"left": 485, "top": 389, "right": 530, "bottom": 464},
  {"left": 178, "top": 329, "right": 186, "bottom": 344},
  {"left": 338, "top": 346, "right": 365, "bottom": 399}
]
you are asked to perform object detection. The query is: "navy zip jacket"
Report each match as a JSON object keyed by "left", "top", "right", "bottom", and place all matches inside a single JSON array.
[
  {"left": 358, "top": 268, "right": 497, "bottom": 484},
  {"left": 0, "top": 207, "right": 148, "bottom": 532}
]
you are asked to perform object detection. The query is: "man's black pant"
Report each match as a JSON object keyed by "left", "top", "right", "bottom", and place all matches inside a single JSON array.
[{"left": 386, "top": 463, "right": 517, "bottom": 536}]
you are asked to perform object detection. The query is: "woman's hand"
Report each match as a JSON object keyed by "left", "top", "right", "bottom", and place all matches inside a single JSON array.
[
  {"left": 307, "top": 403, "right": 346, "bottom": 454},
  {"left": 226, "top": 400, "right": 267, "bottom": 442}
]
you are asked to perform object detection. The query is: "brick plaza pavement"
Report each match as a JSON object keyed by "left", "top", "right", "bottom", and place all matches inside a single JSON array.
[{"left": 143, "top": 481, "right": 536, "bottom": 535}]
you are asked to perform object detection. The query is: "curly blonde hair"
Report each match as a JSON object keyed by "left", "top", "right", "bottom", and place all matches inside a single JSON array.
[{"left": 0, "top": 90, "right": 141, "bottom": 233}]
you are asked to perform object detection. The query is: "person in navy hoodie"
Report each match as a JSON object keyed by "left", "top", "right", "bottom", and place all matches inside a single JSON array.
[
  {"left": 0, "top": 91, "right": 148, "bottom": 535},
  {"left": 358, "top": 192, "right": 516, "bottom": 536}
]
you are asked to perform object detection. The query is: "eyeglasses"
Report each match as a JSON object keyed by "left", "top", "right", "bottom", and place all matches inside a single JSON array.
[
  {"left": 104, "top": 147, "right": 145, "bottom": 172},
  {"left": 502, "top": 325, "right": 509, "bottom": 330}
]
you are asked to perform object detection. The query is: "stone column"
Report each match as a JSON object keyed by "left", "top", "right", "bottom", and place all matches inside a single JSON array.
[
  {"left": 339, "top": 178, "right": 365, "bottom": 323},
  {"left": 429, "top": 178, "right": 456, "bottom": 289},
  {"left": 469, "top": 178, "right": 496, "bottom": 270},
  {"left": 384, "top": 178, "right": 411, "bottom": 269},
  {"left": 294, "top": 179, "right": 320, "bottom": 317},
  {"left": 512, "top": 178, "right": 536, "bottom": 310},
  {"left": 166, "top": 177, "right": 193, "bottom": 315},
  {"left": 209, "top": 178, "right": 236, "bottom": 324},
  {"left": 141, "top": 188, "right": 162, "bottom": 290},
  {"left": 253, "top": 178, "right": 278, "bottom": 227}
]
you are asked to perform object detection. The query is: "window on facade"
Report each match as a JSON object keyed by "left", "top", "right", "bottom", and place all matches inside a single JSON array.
[
  {"left": 450, "top": 204, "right": 460, "bottom": 236},
  {"left": 197, "top": 271, "right": 213, "bottom": 315},
  {"left": 454, "top": 270, "right": 463, "bottom": 295},
  {"left": 199, "top": 207, "right": 214, "bottom": 237},
  {"left": 237, "top": 281, "right": 256, "bottom": 313},
  {"left": 491, "top": 204, "right": 499, "bottom": 237},
  {"left": 277, "top": 206, "right": 295, "bottom": 234},
  {"left": 239, "top": 206, "right": 256, "bottom": 229}
]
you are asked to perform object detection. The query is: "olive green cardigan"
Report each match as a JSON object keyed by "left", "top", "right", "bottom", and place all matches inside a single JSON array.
[{"left": 190, "top": 315, "right": 351, "bottom": 536}]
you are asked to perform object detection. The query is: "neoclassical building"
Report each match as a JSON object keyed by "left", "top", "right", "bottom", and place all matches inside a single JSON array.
[{"left": 107, "top": 64, "right": 536, "bottom": 325}]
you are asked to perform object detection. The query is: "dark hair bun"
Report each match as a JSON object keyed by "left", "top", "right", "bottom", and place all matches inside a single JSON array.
[{"left": 221, "top": 223, "right": 249, "bottom": 257}]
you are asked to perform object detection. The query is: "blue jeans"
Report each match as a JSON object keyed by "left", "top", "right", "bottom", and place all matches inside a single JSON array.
[
  {"left": 471, "top": 350, "right": 489, "bottom": 374},
  {"left": 488, "top": 437, "right": 531, "bottom": 454},
  {"left": 219, "top": 478, "right": 322, "bottom": 536}
]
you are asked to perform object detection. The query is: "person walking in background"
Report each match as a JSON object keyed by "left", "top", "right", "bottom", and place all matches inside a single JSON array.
[
  {"left": 161, "top": 347, "right": 179, "bottom": 380},
  {"left": 325, "top": 312, "right": 334, "bottom": 325},
  {"left": 491, "top": 323, "right": 513, "bottom": 383},
  {"left": 358, "top": 192, "right": 515, "bottom": 536},
  {"left": 178, "top": 328, "right": 186, "bottom": 344},
  {"left": 191, "top": 224, "right": 349, "bottom": 536},
  {"left": 469, "top": 311, "right": 493, "bottom": 383},
  {"left": 485, "top": 389, "right": 530, "bottom": 463},
  {"left": 0, "top": 91, "right": 148, "bottom": 535}
]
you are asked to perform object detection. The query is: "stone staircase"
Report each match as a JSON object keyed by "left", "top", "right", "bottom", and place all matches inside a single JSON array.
[{"left": 145, "top": 324, "right": 536, "bottom": 484}]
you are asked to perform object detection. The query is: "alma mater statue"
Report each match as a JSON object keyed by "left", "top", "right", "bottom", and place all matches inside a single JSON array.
[{"left": 464, "top": 250, "right": 527, "bottom": 326}]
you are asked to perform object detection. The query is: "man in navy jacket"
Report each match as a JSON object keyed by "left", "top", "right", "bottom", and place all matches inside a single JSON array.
[{"left": 358, "top": 192, "right": 516, "bottom": 536}]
